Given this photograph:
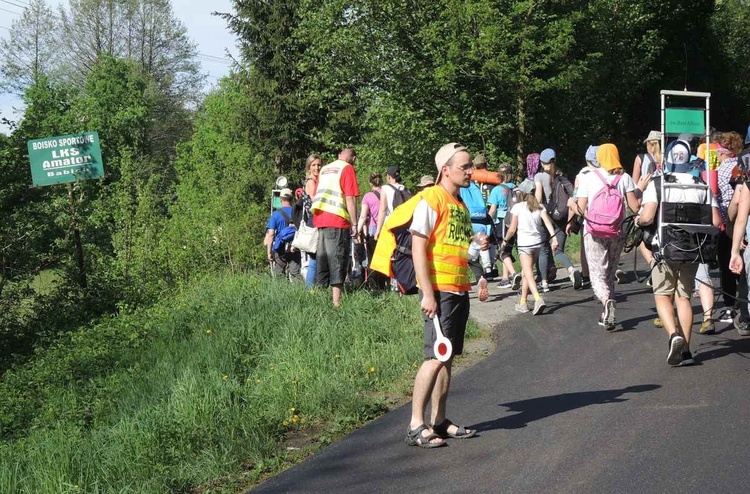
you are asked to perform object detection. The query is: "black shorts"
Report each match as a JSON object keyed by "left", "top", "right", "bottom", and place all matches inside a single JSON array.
[
  {"left": 421, "top": 290, "right": 470, "bottom": 360},
  {"left": 316, "top": 227, "right": 351, "bottom": 286}
]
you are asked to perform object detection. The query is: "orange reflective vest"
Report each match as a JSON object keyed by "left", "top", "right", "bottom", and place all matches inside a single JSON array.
[
  {"left": 311, "top": 160, "right": 351, "bottom": 221},
  {"left": 371, "top": 185, "right": 472, "bottom": 292}
]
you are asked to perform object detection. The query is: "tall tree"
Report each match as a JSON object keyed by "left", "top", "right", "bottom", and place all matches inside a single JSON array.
[{"left": 0, "top": 0, "right": 58, "bottom": 94}]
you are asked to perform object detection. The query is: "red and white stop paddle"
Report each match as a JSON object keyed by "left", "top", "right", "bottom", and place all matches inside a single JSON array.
[{"left": 432, "top": 316, "right": 453, "bottom": 362}]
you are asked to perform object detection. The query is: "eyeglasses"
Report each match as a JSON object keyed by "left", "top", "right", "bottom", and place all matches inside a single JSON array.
[{"left": 450, "top": 163, "right": 475, "bottom": 173}]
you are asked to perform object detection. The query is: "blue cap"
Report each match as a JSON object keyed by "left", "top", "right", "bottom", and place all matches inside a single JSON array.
[
  {"left": 585, "top": 145, "right": 599, "bottom": 167},
  {"left": 540, "top": 148, "right": 556, "bottom": 163}
]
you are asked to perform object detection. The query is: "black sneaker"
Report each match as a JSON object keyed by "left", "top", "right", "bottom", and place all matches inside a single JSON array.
[
  {"left": 678, "top": 350, "right": 695, "bottom": 366},
  {"left": 603, "top": 299, "right": 616, "bottom": 331},
  {"left": 734, "top": 314, "right": 750, "bottom": 337},
  {"left": 571, "top": 269, "right": 583, "bottom": 290},
  {"left": 511, "top": 273, "right": 522, "bottom": 291},
  {"left": 667, "top": 333, "right": 686, "bottom": 366}
]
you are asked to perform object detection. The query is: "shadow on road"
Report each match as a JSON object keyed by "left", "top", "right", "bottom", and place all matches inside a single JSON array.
[
  {"left": 471, "top": 384, "right": 661, "bottom": 432},
  {"left": 696, "top": 336, "right": 750, "bottom": 363}
]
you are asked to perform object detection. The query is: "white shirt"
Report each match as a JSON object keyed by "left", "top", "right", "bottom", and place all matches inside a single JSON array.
[
  {"left": 510, "top": 202, "right": 545, "bottom": 247},
  {"left": 641, "top": 172, "right": 715, "bottom": 206},
  {"left": 409, "top": 199, "right": 438, "bottom": 237},
  {"left": 383, "top": 183, "right": 407, "bottom": 216}
]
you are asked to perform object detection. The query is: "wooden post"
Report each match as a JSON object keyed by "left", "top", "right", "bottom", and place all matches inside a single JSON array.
[{"left": 68, "top": 183, "right": 87, "bottom": 289}]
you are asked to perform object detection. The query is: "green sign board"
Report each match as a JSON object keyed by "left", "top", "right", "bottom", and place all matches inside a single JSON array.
[
  {"left": 665, "top": 108, "right": 705, "bottom": 135},
  {"left": 27, "top": 132, "right": 104, "bottom": 186}
]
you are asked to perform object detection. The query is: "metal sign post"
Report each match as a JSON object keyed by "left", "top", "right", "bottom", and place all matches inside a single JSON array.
[{"left": 26, "top": 131, "right": 106, "bottom": 289}]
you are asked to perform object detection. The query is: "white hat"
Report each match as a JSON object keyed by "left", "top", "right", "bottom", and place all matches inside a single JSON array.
[
  {"left": 643, "top": 130, "right": 662, "bottom": 143},
  {"left": 279, "top": 188, "right": 293, "bottom": 199},
  {"left": 434, "top": 142, "right": 468, "bottom": 181}
]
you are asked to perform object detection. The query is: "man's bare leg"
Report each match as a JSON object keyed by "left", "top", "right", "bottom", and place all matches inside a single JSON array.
[
  {"left": 409, "top": 359, "right": 444, "bottom": 445},
  {"left": 676, "top": 295, "right": 694, "bottom": 348}
]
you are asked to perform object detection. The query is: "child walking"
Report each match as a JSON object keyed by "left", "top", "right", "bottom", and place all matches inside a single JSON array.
[{"left": 500, "top": 179, "right": 558, "bottom": 315}]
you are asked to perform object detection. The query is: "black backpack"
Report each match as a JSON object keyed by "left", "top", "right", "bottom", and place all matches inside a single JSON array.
[
  {"left": 389, "top": 184, "right": 413, "bottom": 210},
  {"left": 641, "top": 174, "right": 717, "bottom": 263},
  {"left": 546, "top": 174, "right": 574, "bottom": 222}
]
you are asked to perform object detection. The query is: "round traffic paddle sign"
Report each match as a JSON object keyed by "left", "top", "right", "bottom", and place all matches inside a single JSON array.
[{"left": 432, "top": 316, "right": 453, "bottom": 362}]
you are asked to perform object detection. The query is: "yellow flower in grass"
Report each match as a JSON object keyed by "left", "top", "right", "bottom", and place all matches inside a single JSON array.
[
  {"left": 269, "top": 364, "right": 276, "bottom": 371},
  {"left": 289, "top": 407, "right": 296, "bottom": 413},
  {"left": 369, "top": 366, "right": 376, "bottom": 374},
  {"left": 206, "top": 329, "right": 212, "bottom": 335},
  {"left": 255, "top": 379, "right": 261, "bottom": 383},
  {"left": 283, "top": 420, "right": 289, "bottom": 426},
  {"left": 222, "top": 374, "right": 228, "bottom": 381},
  {"left": 292, "top": 416, "right": 299, "bottom": 423}
]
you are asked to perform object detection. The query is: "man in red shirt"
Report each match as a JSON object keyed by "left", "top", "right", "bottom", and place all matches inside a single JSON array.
[{"left": 311, "top": 147, "right": 360, "bottom": 306}]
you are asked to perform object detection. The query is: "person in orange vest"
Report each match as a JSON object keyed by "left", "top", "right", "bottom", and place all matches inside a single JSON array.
[
  {"left": 400, "top": 142, "right": 486, "bottom": 448},
  {"left": 310, "top": 147, "right": 360, "bottom": 307}
]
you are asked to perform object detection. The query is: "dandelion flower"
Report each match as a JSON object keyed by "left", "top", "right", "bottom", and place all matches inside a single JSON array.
[
  {"left": 283, "top": 420, "right": 289, "bottom": 426},
  {"left": 256, "top": 379, "right": 261, "bottom": 383},
  {"left": 222, "top": 374, "right": 228, "bottom": 381},
  {"left": 269, "top": 365, "right": 275, "bottom": 370},
  {"left": 369, "top": 367, "right": 376, "bottom": 373},
  {"left": 292, "top": 416, "right": 299, "bottom": 423},
  {"left": 206, "top": 329, "right": 212, "bottom": 335},
  {"left": 289, "top": 407, "right": 296, "bottom": 413}
]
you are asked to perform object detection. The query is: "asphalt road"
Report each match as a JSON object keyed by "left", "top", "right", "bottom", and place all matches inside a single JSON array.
[{"left": 253, "top": 263, "right": 750, "bottom": 494}]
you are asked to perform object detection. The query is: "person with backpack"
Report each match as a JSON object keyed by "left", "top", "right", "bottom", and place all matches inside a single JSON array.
[
  {"left": 636, "top": 139, "right": 721, "bottom": 366},
  {"left": 299, "top": 154, "right": 322, "bottom": 288},
  {"left": 575, "top": 144, "right": 643, "bottom": 331},
  {"left": 264, "top": 188, "right": 302, "bottom": 281},
  {"left": 632, "top": 130, "right": 662, "bottom": 186},
  {"left": 374, "top": 166, "right": 411, "bottom": 240},
  {"left": 500, "top": 179, "right": 558, "bottom": 315},
  {"left": 489, "top": 163, "right": 521, "bottom": 289},
  {"left": 567, "top": 145, "right": 601, "bottom": 286},
  {"left": 357, "top": 173, "right": 387, "bottom": 289},
  {"left": 371, "top": 142, "right": 485, "bottom": 448},
  {"left": 714, "top": 132, "right": 746, "bottom": 325},
  {"left": 536, "top": 148, "right": 583, "bottom": 290},
  {"left": 460, "top": 178, "right": 496, "bottom": 300}
]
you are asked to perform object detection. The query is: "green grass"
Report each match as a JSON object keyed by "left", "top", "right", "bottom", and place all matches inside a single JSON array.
[{"left": 0, "top": 274, "right": 478, "bottom": 493}]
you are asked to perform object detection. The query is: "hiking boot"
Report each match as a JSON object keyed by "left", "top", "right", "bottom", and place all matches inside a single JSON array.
[
  {"left": 719, "top": 308, "right": 735, "bottom": 323},
  {"left": 667, "top": 333, "right": 686, "bottom": 366},
  {"left": 510, "top": 273, "right": 522, "bottom": 291},
  {"left": 698, "top": 319, "right": 715, "bottom": 334},
  {"left": 603, "top": 299, "right": 616, "bottom": 331},
  {"left": 547, "top": 269, "right": 557, "bottom": 283},
  {"left": 678, "top": 350, "right": 695, "bottom": 367},
  {"left": 497, "top": 277, "right": 511, "bottom": 289},
  {"left": 615, "top": 269, "right": 626, "bottom": 284},
  {"left": 515, "top": 302, "right": 530, "bottom": 313},
  {"left": 477, "top": 277, "right": 489, "bottom": 302},
  {"left": 533, "top": 297, "right": 546, "bottom": 315},
  {"left": 734, "top": 314, "right": 750, "bottom": 337},
  {"left": 570, "top": 269, "right": 583, "bottom": 290}
]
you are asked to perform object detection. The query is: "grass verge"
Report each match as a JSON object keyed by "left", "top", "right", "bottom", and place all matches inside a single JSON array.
[{"left": 0, "top": 273, "right": 479, "bottom": 493}]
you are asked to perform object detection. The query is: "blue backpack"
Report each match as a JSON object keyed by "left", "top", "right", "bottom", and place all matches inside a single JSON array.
[{"left": 272, "top": 209, "right": 296, "bottom": 253}]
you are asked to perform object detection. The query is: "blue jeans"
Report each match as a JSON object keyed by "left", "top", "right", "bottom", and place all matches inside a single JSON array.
[{"left": 305, "top": 254, "right": 317, "bottom": 289}]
